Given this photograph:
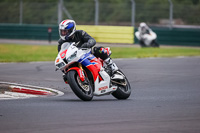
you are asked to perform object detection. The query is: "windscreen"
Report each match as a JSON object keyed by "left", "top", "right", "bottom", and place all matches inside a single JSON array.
[{"left": 60, "top": 42, "right": 71, "bottom": 53}]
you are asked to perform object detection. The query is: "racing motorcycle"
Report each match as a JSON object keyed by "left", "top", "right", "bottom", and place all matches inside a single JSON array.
[
  {"left": 55, "top": 42, "right": 131, "bottom": 101},
  {"left": 135, "top": 30, "right": 159, "bottom": 47}
]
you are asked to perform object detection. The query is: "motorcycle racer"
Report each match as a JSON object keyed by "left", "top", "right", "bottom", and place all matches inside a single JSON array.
[
  {"left": 138, "top": 22, "right": 150, "bottom": 35},
  {"left": 135, "top": 22, "right": 159, "bottom": 47},
  {"left": 58, "top": 19, "right": 118, "bottom": 79}
]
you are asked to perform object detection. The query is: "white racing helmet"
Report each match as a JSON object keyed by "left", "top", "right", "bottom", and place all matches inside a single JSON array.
[
  {"left": 59, "top": 19, "right": 76, "bottom": 40},
  {"left": 139, "top": 22, "right": 147, "bottom": 28},
  {"left": 139, "top": 22, "right": 148, "bottom": 34}
]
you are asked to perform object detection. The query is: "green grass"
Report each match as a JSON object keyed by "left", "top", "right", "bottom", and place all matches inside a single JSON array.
[
  {"left": 0, "top": 44, "right": 58, "bottom": 62},
  {"left": 0, "top": 44, "right": 200, "bottom": 62},
  {"left": 111, "top": 47, "right": 200, "bottom": 58}
]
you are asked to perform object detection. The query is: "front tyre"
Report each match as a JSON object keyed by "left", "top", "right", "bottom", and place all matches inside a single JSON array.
[
  {"left": 112, "top": 70, "right": 131, "bottom": 100},
  {"left": 67, "top": 70, "right": 93, "bottom": 101}
]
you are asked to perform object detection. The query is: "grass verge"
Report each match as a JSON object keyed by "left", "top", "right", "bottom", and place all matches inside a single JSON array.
[
  {"left": 111, "top": 47, "right": 200, "bottom": 58},
  {"left": 0, "top": 44, "right": 57, "bottom": 62},
  {"left": 0, "top": 44, "right": 200, "bottom": 62}
]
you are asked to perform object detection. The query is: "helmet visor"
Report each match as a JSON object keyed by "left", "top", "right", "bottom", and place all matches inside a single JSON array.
[{"left": 60, "top": 29, "right": 69, "bottom": 36}]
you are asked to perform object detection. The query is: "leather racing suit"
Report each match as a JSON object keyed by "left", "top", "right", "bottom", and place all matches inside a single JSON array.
[{"left": 58, "top": 30, "right": 110, "bottom": 60}]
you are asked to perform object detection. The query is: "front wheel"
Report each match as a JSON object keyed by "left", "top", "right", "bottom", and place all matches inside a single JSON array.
[
  {"left": 111, "top": 70, "right": 131, "bottom": 100},
  {"left": 66, "top": 70, "right": 93, "bottom": 101}
]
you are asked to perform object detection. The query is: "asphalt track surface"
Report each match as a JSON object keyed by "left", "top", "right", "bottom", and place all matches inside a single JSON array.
[{"left": 0, "top": 57, "right": 200, "bottom": 133}]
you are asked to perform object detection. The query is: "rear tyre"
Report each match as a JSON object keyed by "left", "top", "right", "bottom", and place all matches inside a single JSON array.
[
  {"left": 67, "top": 70, "right": 93, "bottom": 101},
  {"left": 112, "top": 70, "right": 131, "bottom": 100},
  {"left": 151, "top": 40, "right": 160, "bottom": 48},
  {"left": 139, "top": 40, "right": 146, "bottom": 47}
]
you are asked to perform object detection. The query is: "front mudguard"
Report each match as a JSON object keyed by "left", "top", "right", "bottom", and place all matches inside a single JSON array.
[{"left": 66, "top": 67, "right": 85, "bottom": 82}]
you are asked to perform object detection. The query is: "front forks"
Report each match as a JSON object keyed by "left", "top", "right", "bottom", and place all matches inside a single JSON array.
[{"left": 65, "top": 63, "right": 86, "bottom": 82}]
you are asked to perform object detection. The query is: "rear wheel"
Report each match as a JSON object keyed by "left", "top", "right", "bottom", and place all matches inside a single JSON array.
[
  {"left": 111, "top": 70, "right": 131, "bottom": 100},
  {"left": 151, "top": 40, "right": 160, "bottom": 47},
  {"left": 67, "top": 70, "right": 93, "bottom": 101}
]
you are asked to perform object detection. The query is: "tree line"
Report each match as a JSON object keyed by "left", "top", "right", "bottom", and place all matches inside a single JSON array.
[{"left": 0, "top": 0, "right": 199, "bottom": 25}]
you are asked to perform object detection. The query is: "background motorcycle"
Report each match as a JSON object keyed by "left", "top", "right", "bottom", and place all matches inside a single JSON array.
[
  {"left": 135, "top": 30, "right": 159, "bottom": 47},
  {"left": 55, "top": 42, "right": 131, "bottom": 101}
]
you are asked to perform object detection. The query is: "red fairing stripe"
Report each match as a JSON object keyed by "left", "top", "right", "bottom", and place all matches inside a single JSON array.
[
  {"left": 60, "top": 49, "right": 68, "bottom": 59},
  {"left": 86, "top": 58, "right": 102, "bottom": 82},
  {"left": 67, "top": 67, "right": 85, "bottom": 82}
]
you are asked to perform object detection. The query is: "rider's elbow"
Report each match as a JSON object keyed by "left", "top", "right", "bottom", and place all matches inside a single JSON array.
[{"left": 88, "top": 38, "right": 96, "bottom": 48}]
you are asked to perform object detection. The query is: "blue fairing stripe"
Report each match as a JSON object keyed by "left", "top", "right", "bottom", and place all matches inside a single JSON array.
[{"left": 78, "top": 52, "right": 96, "bottom": 67}]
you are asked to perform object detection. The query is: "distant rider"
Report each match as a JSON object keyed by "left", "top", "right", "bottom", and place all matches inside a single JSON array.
[
  {"left": 136, "top": 22, "right": 159, "bottom": 47},
  {"left": 58, "top": 19, "right": 118, "bottom": 79}
]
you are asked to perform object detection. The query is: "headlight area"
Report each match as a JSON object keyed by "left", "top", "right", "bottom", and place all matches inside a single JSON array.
[
  {"left": 56, "top": 62, "right": 65, "bottom": 69},
  {"left": 66, "top": 51, "right": 77, "bottom": 63}
]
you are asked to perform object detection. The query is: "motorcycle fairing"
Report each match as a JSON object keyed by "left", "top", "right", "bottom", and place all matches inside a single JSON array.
[
  {"left": 78, "top": 52, "right": 116, "bottom": 95},
  {"left": 78, "top": 52, "right": 102, "bottom": 82},
  {"left": 66, "top": 67, "right": 85, "bottom": 82},
  {"left": 78, "top": 52, "right": 98, "bottom": 67},
  {"left": 60, "top": 49, "right": 68, "bottom": 59}
]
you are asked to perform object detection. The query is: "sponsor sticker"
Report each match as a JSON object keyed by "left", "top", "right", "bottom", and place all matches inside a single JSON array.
[{"left": 99, "top": 86, "right": 108, "bottom": 91}]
